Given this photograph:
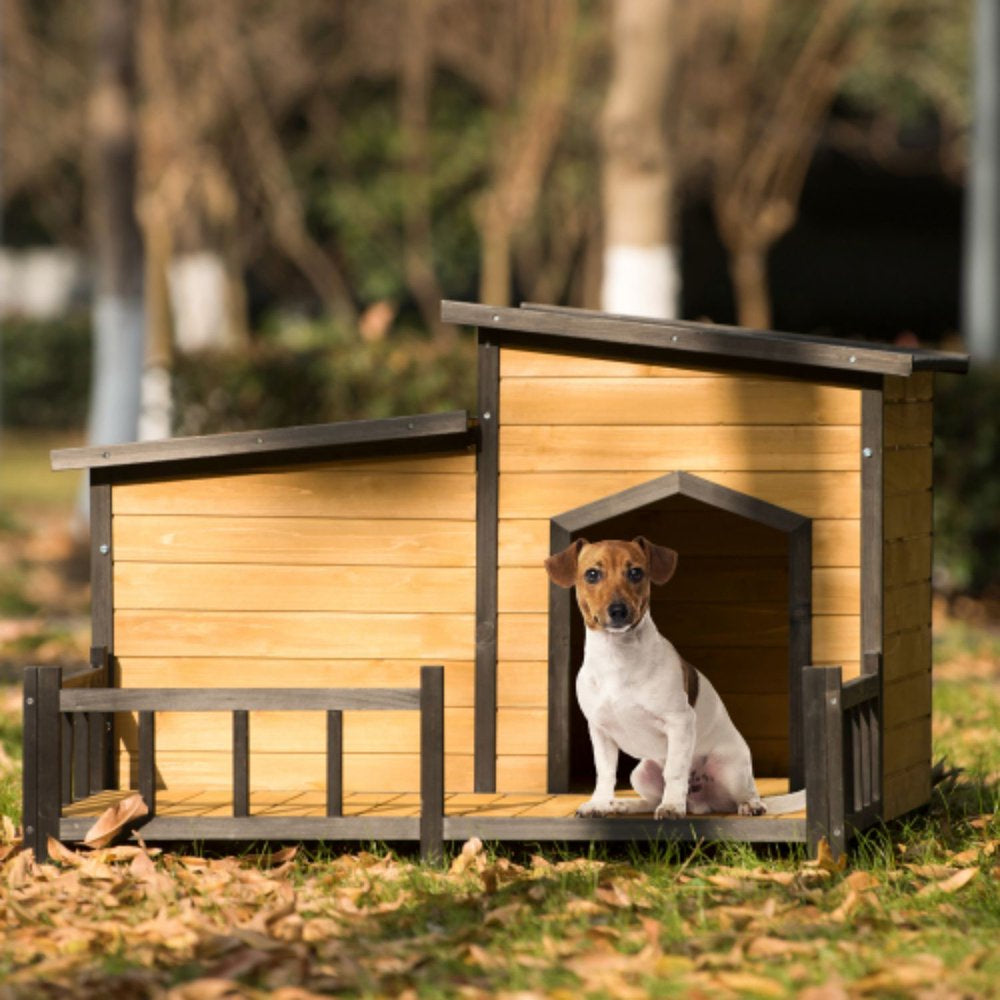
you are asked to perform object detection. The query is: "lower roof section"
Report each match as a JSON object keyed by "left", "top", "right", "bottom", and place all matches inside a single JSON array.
[{"left": 51, "top": 410, "right": 474, "bottom": 476}]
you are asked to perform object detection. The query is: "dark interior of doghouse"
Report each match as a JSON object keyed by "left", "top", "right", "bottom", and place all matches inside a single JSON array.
[{"left": 562, "top": 492, "right": 799, "bottom": 793}]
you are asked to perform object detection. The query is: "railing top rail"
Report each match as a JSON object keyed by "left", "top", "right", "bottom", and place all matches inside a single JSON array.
[{"left": 60, "top": 687, "right": 422, "bottom": 713}]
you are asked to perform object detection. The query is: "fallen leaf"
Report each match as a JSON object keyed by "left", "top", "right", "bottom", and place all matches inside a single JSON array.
[
  {"left": 917, "top": 867, "right": 978, "bottom": 895},
  {"left": 745, "top": 935, "right": 815, "bottom": 959},
  {"left": 968, "top": 814, "right": 995, "bottom": 830},
  {"left": 810, "top": 837, "right": 847, "bottom": 873},
  {"left": 854, "top": 953, "right": 945, "bottom": 992},
  {"left": 46, "top": 838, "right": 84, "bottom": 867},
  {"left": 712, "top": 971, "right": 785, "bottom": 997},
  {"left": 905, "top": 863, "right": 959, "bottom": 880},
  {"left": 83, "top": 793, "right": 149, "bottom": 849},
  {"left": 450, "top": 837, "right": 484, "bottom": 875},
  {"left": 844, "top": 870, "right": 880, "bottom": 893}
]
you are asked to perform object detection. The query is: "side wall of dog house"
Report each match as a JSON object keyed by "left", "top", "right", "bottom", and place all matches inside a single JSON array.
[
  {"left": 494, "top": 347, "right": 864, "bottom": 793},
  {"left": 109, "top": 450, "right": 477, "bottom": 793},
  {"left": 881, "top": 372, "right": 935, "bottom": 820}
]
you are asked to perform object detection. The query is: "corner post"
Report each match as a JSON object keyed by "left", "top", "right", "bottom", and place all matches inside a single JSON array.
[
  {"left": 804, "top": 664, "right": 846, "bottom": 859},
  {"left": 22, "top": 666, "right": 63, "bottom": 860},
  {"left": 475, "top": 332, "right": 499, "bottom": 793}
]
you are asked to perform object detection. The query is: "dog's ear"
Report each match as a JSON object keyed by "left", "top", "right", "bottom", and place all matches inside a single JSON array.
[
  {"left": 545, "top": 538, "right": 588, "bottom": 588},
  {"left": 633, "top": 537, "right": 678, "bottom": 585}
]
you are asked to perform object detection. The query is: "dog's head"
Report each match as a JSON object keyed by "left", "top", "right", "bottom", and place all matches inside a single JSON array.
[{"left": 544, "top": 537, "right": 678, "bottom": 633}]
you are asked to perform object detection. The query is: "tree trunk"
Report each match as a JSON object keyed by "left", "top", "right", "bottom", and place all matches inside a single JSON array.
[
  {"left": 730, "top": 244, "right": 772, "bottom": 330},
  {"left": 86, "top": 0, "right": 145, "bottom": 449},
  {"left": 600, "top": 0, "right": 680, "bottom": 318}
]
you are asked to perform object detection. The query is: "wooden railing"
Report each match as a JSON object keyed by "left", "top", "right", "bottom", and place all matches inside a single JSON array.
[
  {"left": 804, "top": 654, "right": 882, "bottom": 856},
  {"left": 23, "top": 664, "right": 445, "bottom": 863}
]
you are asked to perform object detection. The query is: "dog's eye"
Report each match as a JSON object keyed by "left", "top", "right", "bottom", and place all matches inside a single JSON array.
[
  {"left": 627, "top": 567, "right": 645, "bottom": 583},
  {"left": 584, "top": 568, "right": 602, "bottom": 584}
]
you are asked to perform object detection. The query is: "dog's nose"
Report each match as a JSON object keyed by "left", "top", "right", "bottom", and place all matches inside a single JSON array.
[{"left": 607, "top": 602, "right": 630, "bottom": 626}]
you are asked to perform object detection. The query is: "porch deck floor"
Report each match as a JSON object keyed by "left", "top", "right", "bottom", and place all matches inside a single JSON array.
[{"left": 63, "top": 777, "right": 802, "bottom": 821}]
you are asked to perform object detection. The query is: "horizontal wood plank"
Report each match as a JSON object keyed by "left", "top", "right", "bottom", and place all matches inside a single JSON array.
[
  {"left": 117, "top": 750, "right": 475, "bottom": 794},
  {"left": 499, "top": 471, "right": 861, "bottom": 520},
  {"left": 883, "top": 715, "right": 932, "bottom": 775},
  {"left": 501, "top": 350, "right": 719, "bottom": 379},
  {"left": 884, "top": 491, "right": 932, "bottom": 541},
  {"left": 501, "top": 377, "right": 861, "bottom": 426},
  {"left": 118, "top": 658, "right": 475, "bottom": 705},
  {"left": 885, "top": 581, "right": 932, "bottom": 634},
  {"left": 114, "top": 610, "right": 474, "bottom": 660},
  {"left": 883, "top": 670, "right": 932, "bottom": 729},
  {"left": 883, "top": 626, "right": 932, "bottom": 683},
  {"left": 499, "top": 518, "right": 860, "bottom": 568},
  {"left": 500, "top": 425, "right": 861, "bottom": 473},
  {"left": 113, "top": 467, "right": 475, "bottom": 519},
  {"left": 885, "top": 535, "right": 932, "bottom": 588},
  {"left": 883, "top": 401, "right": 933, "bottom": 447},
  {"left": 115, "top": 563, "right": 477, "bottom": 613},
  {"left": 882, "top": 762, "right": 931, "bottom": 821},
  {"left": 113, "top": 517, "right": 475, "bottom": 566},
  {"left": 884, "top": 447, "right": 932, "bottom": 495},
  {"left": 117, "top": 707, "right": 471, "bottom": 755}
]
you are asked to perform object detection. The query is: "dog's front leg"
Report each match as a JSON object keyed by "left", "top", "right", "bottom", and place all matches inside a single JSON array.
[
  {"left": 577, "top": 723, "right": 621, "bottom": 817},
  {"left": 655, "top": 707, "right": 696, "bottom": 820}
]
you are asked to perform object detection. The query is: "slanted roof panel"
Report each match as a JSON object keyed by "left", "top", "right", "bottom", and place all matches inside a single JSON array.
[
  {"left": 441, "top": 301, "right": 969, "bottom": 378},
  {"left": 52, "top": 410, "right": 473, "bottom": 473}
]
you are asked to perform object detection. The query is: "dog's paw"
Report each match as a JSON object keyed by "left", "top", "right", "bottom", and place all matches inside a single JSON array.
[
  {"left": 738, "top": 800, "right": 767, "bottom": 817},
  {"left": 654, "top": 800, "right": 687, "bottom": 820},
  {"left": 576, "top": 799, "right": 615, "bottom": 818}
]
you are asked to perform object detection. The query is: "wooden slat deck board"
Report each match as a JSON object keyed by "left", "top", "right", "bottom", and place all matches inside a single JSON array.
[{"left": 61, "top": 778, "right": 801, "bottom": 822}]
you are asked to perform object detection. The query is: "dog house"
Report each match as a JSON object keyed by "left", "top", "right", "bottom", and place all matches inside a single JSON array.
[{"left": 23, "top": 301, "right": 968, "bottom": 860}]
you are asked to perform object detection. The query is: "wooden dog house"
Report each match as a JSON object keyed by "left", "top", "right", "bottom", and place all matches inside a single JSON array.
[{"left": 23, "top": 301, "right": 968, "bottom": 860}]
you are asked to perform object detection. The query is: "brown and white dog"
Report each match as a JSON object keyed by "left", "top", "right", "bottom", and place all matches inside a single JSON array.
[{"left": 545, "top": 536, "right": 805, "bottom": 819}]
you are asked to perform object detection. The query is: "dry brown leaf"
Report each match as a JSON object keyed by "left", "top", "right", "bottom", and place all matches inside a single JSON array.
[
  {"left": 1, "top": 814, "right": 18, "bottom": 845},
  {"left": 45, "top": 838, "right": 84, "bottom": 867},
  {"left": 745, "top": 935, "right": 815, "bottom": 959},
  {"left": 968, "top": 814, "right": 995, "bottom": 830},
  {"left": 712, "top": 970, "right": 786, "bottom": 996},
  {"left": 905, "top": 863, "right": 959, "bottom": 880},
  {"left": 798, "top": 980, "right": 850, "bottom": 1000},
  {"left": 450, "top": 836, "right": 485, "bottom": 875},
  {"left": 83, "top": 793, "right": 148, "bottom": 849},
  {"left": 854, "top": 953, "right": 945, "bottom": 992},
  {"left": 595, "top": 879, "right": 635, "bottom": 909},
  {"left": 809, "top": 837, "right": 847, "bottom": 873},
  {"left": 844, "top": 870, "right": 880, "bottom": 893},
  {"left": 917, "top": 867, "right": 978, "bottom": 896}
]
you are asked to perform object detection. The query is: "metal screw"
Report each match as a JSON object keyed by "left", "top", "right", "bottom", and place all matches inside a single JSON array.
[
  {"left": 256, "top": 437, "right": 263, "bottom": 444},
  {"left": 102, "top": 451, "right": 110, "bottom": 459},
  {"left": 833, "top": 826, "right": 842, "bottom": 837},
  {"left": 407, "top": 421, "right": 415, "bottom": 430},
  {"left": 830, "top": 696, "right": 839, "bottom": 707},
  {"left": 848, "top": 355, "right": 857, "bottom": 364},
  {"left": 492, "top": 314, "right": 500, "bottom": 322},
  {"left": 483, "top": 411, "right": 492, "bottom": 421},
  {"left": 862, "top": 447, "right": 873, "bottom": 458},
  {"left": 25, "top": 697, "right": 34, "bottom": 706},
  {"left": 25, "top": 826, "right": 33, "bottom": 835},
  {"left": 99, "top": 544, "right": 110, "bottom": 556}
]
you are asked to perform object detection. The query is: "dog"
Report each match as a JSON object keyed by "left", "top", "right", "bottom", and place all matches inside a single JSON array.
[{"left": 545, "top": 536, "right": 805, "bottom": 819}]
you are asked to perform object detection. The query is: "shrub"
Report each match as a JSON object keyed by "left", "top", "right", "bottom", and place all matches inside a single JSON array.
[
  {"left": 934, "top": 365, "right": 1000, "bottom": 599},
  {"left": 0, "top": 315, "right": 91, "bottom": 429}
]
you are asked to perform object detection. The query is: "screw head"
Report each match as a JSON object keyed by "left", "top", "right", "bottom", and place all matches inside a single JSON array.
[
  {"left": 25, "top": 697, "right": 34, "bottom": 706},
  {"left": 99, "top": 544, "right": 110, "bottom": 556},
  {"left": 862, "top": 447, "right": 873, "bottom": 458}
]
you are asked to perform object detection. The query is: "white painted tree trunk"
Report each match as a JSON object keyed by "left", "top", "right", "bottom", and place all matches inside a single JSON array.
[{"left": 600, "top": 0, "right": 680, "bottom": 319}]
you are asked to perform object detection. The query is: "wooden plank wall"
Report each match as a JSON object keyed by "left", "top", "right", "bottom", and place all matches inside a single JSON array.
[
  {"left": 111, "top": 452, "right": 477, "bottom": 792},
  {"left": 881, "top": 373, "right": 934, "bottom": 819},
  {"left": 496, "top": 348, "right": 864, "bottom": 792}
]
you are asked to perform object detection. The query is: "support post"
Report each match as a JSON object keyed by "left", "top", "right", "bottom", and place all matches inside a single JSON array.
[
  {"left": 804, "top": 664, "right": 846, "bottom": 859},
  {"left": 22, "top": 666, "right": 63, "bottom": 860},
  {"left": 326, "top": 710, "right": 343, "bottom": 817}
]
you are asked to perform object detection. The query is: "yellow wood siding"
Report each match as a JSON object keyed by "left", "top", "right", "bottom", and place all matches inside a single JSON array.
[
  {"left": 111, "top": 451, "right": 476, "bottom": 793},
  {"left": 881, "top": 374, "right": 934, "bottom": 820},
  {"left": 496, "top": 348, "right": 864, "bottom": 791}
]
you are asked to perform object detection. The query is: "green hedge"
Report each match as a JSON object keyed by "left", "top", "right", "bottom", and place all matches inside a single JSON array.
[
  {"left": 1, "top": 316, "right": 91, "bottom": 429},
  {"left": 933, "top": 366, "right": 1000, "bottom": 599}
]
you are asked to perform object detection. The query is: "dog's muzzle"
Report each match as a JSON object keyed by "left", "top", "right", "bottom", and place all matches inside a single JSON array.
[{"left": 604, "top": 602, "right": 637, "bottom": 632}]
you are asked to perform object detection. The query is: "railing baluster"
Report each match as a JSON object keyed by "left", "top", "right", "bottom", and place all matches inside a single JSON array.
[
  {"left": 420, "top": 666, "right": 445, "bottom": 864},
  {"left": 138, "top": 711, "right": 156, "bottom": 817},
  {"left": 326, "top": 710, "right": 343, "bottom": 817},
  {"left": 233, "top": 710, "right": 250, "bottom": 818}
]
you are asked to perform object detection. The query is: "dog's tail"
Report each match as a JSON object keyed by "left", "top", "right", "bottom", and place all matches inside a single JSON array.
[{"left": 761, "top": 788, "right": 807, "bottom": 815}]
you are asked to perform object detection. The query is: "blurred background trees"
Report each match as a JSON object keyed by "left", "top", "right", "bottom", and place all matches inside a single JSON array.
[{"left": 2, "top": 0, "right": 996, "bottom": 596}]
